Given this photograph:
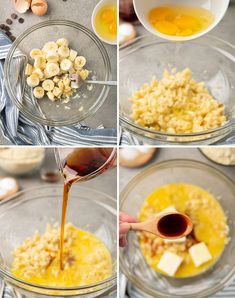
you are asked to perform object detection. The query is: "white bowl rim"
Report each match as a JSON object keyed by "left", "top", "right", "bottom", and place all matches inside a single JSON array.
[{"left": 91, "top": 0, "right": 117, "bottom": 46}]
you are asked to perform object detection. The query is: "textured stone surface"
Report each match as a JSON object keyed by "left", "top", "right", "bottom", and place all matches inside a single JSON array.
[{"left": 120, "top": 147, "right": 235, "bottom": 191}]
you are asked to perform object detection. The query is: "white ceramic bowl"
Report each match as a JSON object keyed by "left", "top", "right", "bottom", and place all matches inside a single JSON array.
[
  {"left": 133, "top": 0, "right": 230, "bottom": 41},
  {"left": 92, "top": 0, "right": 117, "bottom": 45}
]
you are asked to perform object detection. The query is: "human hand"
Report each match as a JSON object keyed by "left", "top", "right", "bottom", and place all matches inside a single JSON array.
[{"left": 119, "top": 212, "right": 138, "bottom": 247}]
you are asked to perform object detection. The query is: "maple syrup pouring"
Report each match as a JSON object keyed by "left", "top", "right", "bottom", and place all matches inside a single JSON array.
[
  {"left": 60, "top": 182, "right": 71, "bottom": 270},
  {"left": 59, "top": 148, "right": 114, "bottom": 270}
]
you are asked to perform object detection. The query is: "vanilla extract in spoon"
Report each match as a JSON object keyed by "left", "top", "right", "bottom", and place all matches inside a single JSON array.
[{"left": 129, "top": 212, "right": 193, "bottom": 239}]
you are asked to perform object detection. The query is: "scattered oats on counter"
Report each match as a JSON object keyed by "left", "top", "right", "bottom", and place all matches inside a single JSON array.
[
  {"left": 25, "top": 38, "right": 90, "bottom": 101},
  {"left": 130, "top": 68, "right": 227, "bottom": 134}
]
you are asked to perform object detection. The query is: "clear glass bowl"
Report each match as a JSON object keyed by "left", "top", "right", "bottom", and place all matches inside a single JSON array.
[
  {"left": 120, "top": 35, "right": 235, "bottom": 145},
  {"left": 120, "top": 160, "right": 235, "bottom": 297},
  {"left": 0, "top": 185, "right": 117, "bottom": 297},
  {"left": 4, "top": 20, "right": 111, "bottom": 126}
]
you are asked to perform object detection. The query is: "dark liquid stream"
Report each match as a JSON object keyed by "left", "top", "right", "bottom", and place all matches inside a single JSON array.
[
  {"left": 157, "top": 214, "right": 188, "bottom": 237},
  {"left": 59, "top": 148, "right": 113, "bottom": 270}
]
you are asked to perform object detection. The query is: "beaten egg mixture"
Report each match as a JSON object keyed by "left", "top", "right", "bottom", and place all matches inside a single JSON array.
[
  {"left": 12, "top": 223, "right": 112, "bottom": 287},
  {"left": 139, "top": 184, "right": 229, "bottom": 278},
  {"left": 149, "top": 5, "right": 214, "bottom": 37}
]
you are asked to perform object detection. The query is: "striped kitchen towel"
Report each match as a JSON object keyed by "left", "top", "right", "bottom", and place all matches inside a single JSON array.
[
  {"left": 119, "top": 127, "right": 143, "bottom": 145},
  {"left": 0, "top": 31, "right": 117, "bottom": 146}
]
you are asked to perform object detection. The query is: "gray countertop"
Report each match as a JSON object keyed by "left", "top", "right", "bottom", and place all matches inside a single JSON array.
[
  {"left": 0, "top": 0, "right": 117, "bottom": 143},
  {"left": 120, "top": 147, "right": 235, "bottom": 191},
  {"left": 0, "top": 148, "right": 117, "bottom": 199}
]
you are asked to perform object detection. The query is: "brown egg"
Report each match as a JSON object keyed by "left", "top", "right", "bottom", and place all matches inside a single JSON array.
[{"left": 31, "top": 0, "right": 48, "bottom": 16}]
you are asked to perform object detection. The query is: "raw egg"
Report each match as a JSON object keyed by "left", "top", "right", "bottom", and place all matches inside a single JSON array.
[
  {"left": 148, "top": 5, "right": 214, "bottom": 37},
  {"left": 95, "top": 5, "right": 117, "bottom": 42}
]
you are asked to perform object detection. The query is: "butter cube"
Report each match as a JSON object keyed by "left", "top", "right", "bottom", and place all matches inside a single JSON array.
[
  {"left": 157, "top": 251, "right": 183, "bottom": 276},
  {"left": 189, "top": 242, "right": 212, "bottom": 267}
]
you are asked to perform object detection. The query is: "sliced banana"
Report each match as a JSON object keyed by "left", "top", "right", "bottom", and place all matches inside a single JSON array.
[
  {"left": 42, "top": 79, "right": 55, "bottom": 91},
  {"left": 47, "top": 91, "right": 56, "bottom": 101},
  {"left": 60, "top": 59, "right": 72, "bottom": 71},
  {"left": 79, "top": 69, "right": 89, "bottom": 80},
  {"left": 46, "top": 51, "right": 59, "bottom": 63},
  {"left": 27, "top": 74, "right": 40, "bottom": 87},
  {"left": 56, "top": 38, "right": 69, "bottom": 47},
  {"left": 42, "top": 42, "right": 58, "bottom": 53},
  {"left": 25, "top": 64, "right": 33, "bottom": 76},
  {"left": 64, "top": 86, "right": 72, "bottom": 93},
  {"left": 34, "top": 56, "right": 46, "bottom": 69},
  {"left": 33, "top": 87, "right": 45, "bottom": 99},
  {"left": 58, "top": 45, "right": 70, "bottom": 58},
  {"left": 69, "top": 49, "right": 78, "bottom": 62},
  {"left": 44, "top": 69, "right": 51, "bottom": 79},
  {"left": 74, "top": 56, "right": 86, "bottom": 69},
  {"left": 32, "top": 68, "right": 44, "bottom": 81},
  {"left": 63, "top": 77, "right": 71, "bottom": 87},
  {"left": 53, "top": 87, "right": 62, "bottom": 98},
  {"left": 58, "top": 80, "right": 64, "bottom": 90},
  {"left": 45, "top": 62, "right": 60, "bottom": 77},
  {"left": 53, "top": 76, "right": 60, "bottom": 83},
  {"left": 30, "top": 49, "right": 43, "bottom": 59},
  {"left": 27, "top": 38, "right": 89, "bottom": 102},
  {"left": 69, "top": 68, "right": 76, "bottom": 75}
]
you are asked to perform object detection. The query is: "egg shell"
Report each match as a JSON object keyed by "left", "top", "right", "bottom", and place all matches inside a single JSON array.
[
  {"left": 13, "top": 0, "right": 31, "bottom": 13},
  {"left": 31, "top": 0, "right": 48, "bottom": 16}
]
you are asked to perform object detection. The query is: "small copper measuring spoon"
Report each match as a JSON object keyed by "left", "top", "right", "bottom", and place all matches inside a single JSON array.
[{"left": 129, "top": 212, "right": 193, "bottom": 239}]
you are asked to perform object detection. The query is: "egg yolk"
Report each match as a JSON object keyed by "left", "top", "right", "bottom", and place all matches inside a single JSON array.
[
  {"left": 148, "top": 5, "right": 214, "bottom": 37},
  {"left": 95, "top": 5, "right": 117, "bottom": 41}
]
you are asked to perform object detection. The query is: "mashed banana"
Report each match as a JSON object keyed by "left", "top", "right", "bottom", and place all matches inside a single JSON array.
[
  {"left": 139, "top": 183, "right": 229, "bottom": 278},
  {"left": 12, "top": 223, "right": 112, "bottom": 287},
  {"left": 130, "top": 68, "right": 227, "bottom": 134}
]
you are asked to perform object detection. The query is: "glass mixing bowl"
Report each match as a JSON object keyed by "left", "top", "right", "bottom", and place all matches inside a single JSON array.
[
  {"left": 120, "top": 160, "right": 235, "bottom": 298},
  {"left": 120, "top": 35, "right": 235, "bottom": 145},
  {"left": 0, "top": 185, "right": 117, "bottom": 297},
  {"left": 4, "top": 20, "right": 111, "bottom": 126}
]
